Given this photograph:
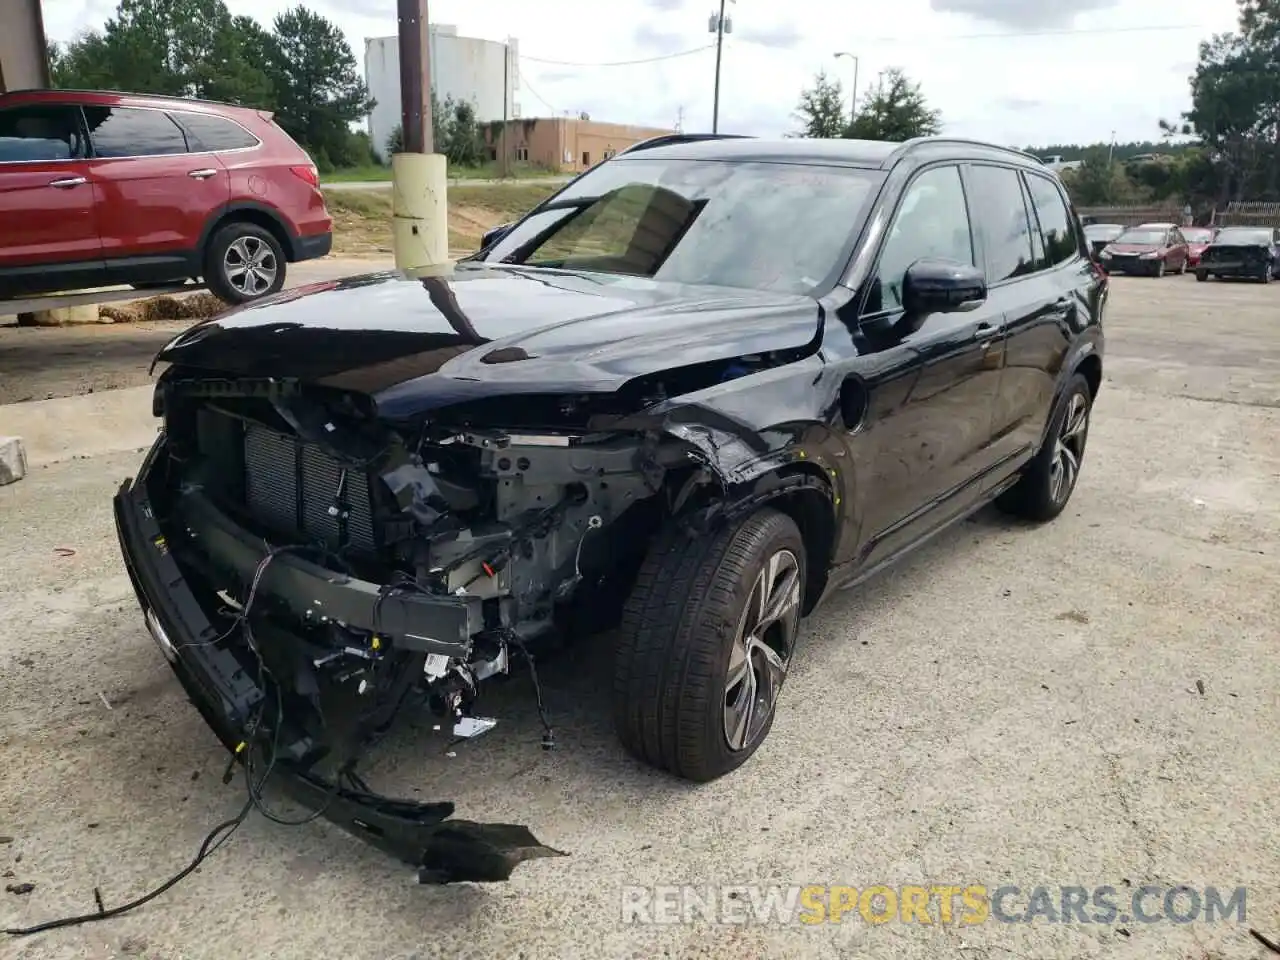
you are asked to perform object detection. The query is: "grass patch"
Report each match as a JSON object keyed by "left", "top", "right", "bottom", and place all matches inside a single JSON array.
[{"left": 326, "top": 183, "right": 560, "bottom": 257}]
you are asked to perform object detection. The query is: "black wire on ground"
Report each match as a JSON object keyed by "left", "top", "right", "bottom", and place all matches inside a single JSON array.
[
  {"left": 2, "top": 798, "right": 253, "bottom": 937},
  {"left": 504, "top": 632, "right": 555, "bottom": 751},
  {"left": 3, "top": 543, "right": 351, "bottom": 938}
]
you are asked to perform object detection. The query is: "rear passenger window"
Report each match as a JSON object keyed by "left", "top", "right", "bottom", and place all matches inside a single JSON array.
[
  {"left": 83, "top": 106, "right": 188, "bottom": 159},
  {"left": 1025, "top": 173, "right": 1077, "bottom": 267},
  {"left": 865, "top": 164, "right": 973, "bottom": 315},
  {"left": 0, "top": 105, "right": 85, "bottom": 162},
  {"left": 177, "top": 113, "right": 258, "bottom": 152},
  {"left": 966, "top": 165, "right": 1035, "bottom": 282}
]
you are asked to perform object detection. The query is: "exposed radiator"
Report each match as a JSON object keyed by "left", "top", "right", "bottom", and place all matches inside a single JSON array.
[{"left": 241, "top": 422, "right": 377, "bottom": 553}]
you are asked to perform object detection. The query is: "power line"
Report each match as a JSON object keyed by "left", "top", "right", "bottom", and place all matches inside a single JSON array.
[
  {"left": 518, "top": 45, "right": 715, "bottom": 67},
  {"left": 516, "top": 65, "right": 559, "bottom": 116}
]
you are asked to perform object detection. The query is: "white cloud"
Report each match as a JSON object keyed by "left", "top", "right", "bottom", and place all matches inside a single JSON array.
[{"left": 43, "top": 0, "right": 1241, "bottom": 146}]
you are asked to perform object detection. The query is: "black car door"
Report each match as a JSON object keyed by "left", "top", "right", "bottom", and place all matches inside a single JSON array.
[
  {"left": 967, "top": 164, "right": 1080, "bottom": 480},
  {"left": 846, "top": 162, "right": 1007, "bottom": 571}
]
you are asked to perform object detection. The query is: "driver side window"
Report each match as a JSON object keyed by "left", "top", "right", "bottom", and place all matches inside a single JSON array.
[{"left": 864, "top": 165, "right": 974, "bottom": 316}]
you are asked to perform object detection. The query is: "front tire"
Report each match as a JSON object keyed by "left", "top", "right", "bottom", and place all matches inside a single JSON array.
[
  {"left": 996, "top": 373, "right": 1093, "bottom": 523},
  {"left": 613, "top": 508, "right": 805, "bottom": 782},
  {"left": 1154, "top": 259, "right": 1166, "bottom": 278},
  {"left": 1261, "top": 263, "right": 1273, "bottom": 284},
  {"left": 1196, "top": 270, "right": 1208, "bottom": 282},
  {"left": 203, "top": 222, "right": 286, "bottom": 304}
]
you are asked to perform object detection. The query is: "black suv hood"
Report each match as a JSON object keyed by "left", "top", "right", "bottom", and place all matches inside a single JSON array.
[{"left": 158, "top": 265, "right": 823, "bottom": 419}]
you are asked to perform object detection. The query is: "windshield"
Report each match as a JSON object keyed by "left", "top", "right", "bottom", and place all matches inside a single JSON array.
[
  {"left": 1214, "top": 228, "right": 1273, "bottom": 245},
  {"left": 1084, "top": 224, "right": 1124, "bottom": 239},
  {"left": 481, "top": 158, "right": 883, "bottom": 295},
  {"left": 1114, "top": 229, "right": 1166, "bottom": 245},
  {"left": 1181, "top": 228, "right": 1214, "bottom": 242}
]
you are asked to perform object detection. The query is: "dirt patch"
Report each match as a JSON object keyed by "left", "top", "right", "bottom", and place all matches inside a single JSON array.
[
  {"left": 99, "top": 292, "right": 227, "bottom": 324},
  {"left": 327, "top": 183, "right": 557, "bottom": 258}
]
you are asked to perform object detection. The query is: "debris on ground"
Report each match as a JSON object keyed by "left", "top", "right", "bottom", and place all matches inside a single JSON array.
[
  {"left": 98, "top": 292, "right": 226, "bottom": 324},
  {"left": 0, "top": 436, "right": 27, "bottom": 486},
  {"left": 5, "top": 882, "right": 35, "bottom": 895},
  {"left": 1056, "top": 609, "right": 1090, "bottom": 624},
  {"left": 1196, "top": 679, "right": 1206, "bottom": 695}
]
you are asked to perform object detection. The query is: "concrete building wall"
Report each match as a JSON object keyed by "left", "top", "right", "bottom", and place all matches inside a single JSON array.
[
  {"left": 365, "top": 27, "right": 517, "bottom": 160},
  {"left": 0, "top": 0, "right": 51, "bottom": 93},
  {"left": 491, "top": 118, "right": 675, "bottom": 173}
]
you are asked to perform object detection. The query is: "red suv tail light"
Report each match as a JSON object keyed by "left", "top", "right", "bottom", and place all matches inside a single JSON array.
[{"left": 290, "top": 165, "right": 319, "bottom": 188}]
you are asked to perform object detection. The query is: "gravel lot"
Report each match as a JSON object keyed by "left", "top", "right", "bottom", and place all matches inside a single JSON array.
[{"left": 1, "top": 274, "right": 1277, "bottom": 959}]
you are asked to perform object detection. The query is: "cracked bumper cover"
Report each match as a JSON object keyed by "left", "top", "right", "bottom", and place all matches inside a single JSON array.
[{"left": 112, "top": 438, "right": 564, "bottom": 883}]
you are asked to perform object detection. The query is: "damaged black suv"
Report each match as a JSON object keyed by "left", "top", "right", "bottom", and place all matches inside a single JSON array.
[{"left": 114, "top": 134, "right": 1105, "bottom": 879}]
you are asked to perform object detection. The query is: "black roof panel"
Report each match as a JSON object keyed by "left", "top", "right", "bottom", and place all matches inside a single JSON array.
[{"left": 614, "top": 137, "right": 902, "bottom": 168}]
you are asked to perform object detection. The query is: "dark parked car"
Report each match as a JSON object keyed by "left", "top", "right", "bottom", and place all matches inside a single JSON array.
[
  {"left": 113, "top": 135, "right": 1105, "bottom": 878},
  {"left": 1195, "top": 226, "right": 1280, "bottom": 283},
  {"left": 0, "top": 89, "right": 332, "bottom": 304},
  {"left": 1181, "top": 226, "right": 1216, "bottom": 267},
  {"left": 1099, "top": 224, "right": 1190, "bottom": 276},
  {"left": 1083, "top": 222, "right": 1125, "bottom": 257}
]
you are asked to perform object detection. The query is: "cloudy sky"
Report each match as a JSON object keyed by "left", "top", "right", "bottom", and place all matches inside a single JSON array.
[{"left": 48, "top": 0, "right": 1241, "bottom": 147}]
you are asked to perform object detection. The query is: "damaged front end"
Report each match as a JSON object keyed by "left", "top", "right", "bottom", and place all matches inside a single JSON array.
[{"left": 114, "top": 372, "right": 715, "bottom": 882}]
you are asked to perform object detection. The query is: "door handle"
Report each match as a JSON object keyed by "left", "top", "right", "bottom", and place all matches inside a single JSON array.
[
  {"left": 188, "top": 168, "right": 218, "bottom": 180},
  {"left": 973, "top": 321, "right": 998, "bottom": 339},
  {"left": 48, "top": 176, "right": 87, "bottom": 189}
]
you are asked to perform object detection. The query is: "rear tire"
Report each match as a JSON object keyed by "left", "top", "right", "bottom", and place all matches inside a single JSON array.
[
  {"left": 996, "top": 373, "right": 1093, "bottom": 523},
  {"left": 1195, "top": 270, "right": 1208, "bottom": 282},
  {"left": 203, "top": 222, "right": 286, "bottom": 304},
  {"left": 1261, "top": 263, "right": 1273, "bottom": 284},
  {"left": 613, "top": 508, "right": 806, "bottom": 782}
]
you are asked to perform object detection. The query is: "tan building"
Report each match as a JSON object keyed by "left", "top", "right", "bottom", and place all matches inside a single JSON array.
[{"left": 489, "top": 117, "right": 675, "bottom": 174}]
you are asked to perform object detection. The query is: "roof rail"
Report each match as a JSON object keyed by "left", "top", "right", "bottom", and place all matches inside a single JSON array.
[
  {"left": 0, "top": 88, "right": 252, "bottom": 110},
  {"left": 885, "top": 136, "right": 1041, "bottom": 167},
  {"left": 615, "top": 133, "right": 754, "bottom": 157}
]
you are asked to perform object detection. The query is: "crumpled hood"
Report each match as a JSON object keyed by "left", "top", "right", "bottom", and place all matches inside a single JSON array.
[{"left": 157, "top": 264, "right": 823, "bottom": 419}]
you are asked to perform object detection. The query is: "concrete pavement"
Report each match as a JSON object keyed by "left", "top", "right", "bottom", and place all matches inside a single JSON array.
[{"left": 0, "top": 275, "right": 1277, "bottom": 959}]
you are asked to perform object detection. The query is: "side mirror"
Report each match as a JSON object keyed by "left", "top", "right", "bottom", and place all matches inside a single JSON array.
[
  {"left": 901, "top": 258, "right": 987, "bottom": 317},
  {"left": 481, "top": 222, "right": 514, "bottom": 250}
]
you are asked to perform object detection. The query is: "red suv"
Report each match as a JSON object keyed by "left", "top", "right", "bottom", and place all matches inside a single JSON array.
[{"left": 0, "top": 89, "right": 332, "bottom": 304}]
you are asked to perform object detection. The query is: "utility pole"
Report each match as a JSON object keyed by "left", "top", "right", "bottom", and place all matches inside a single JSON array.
[
  {"left": 398, "top": 0, "right": 433, "bottom": 154},
  {"left": 709, "top": 0, "right": 734, "bottom": 133},
  {"left": 501, "top": 40, "right": 510, "bottom": 178},
  {"left": 834, "top": 51, "right": 859, "bottom": 126},
  {"left": 392, "top": 0, "right": 448, "bottom": 271}
]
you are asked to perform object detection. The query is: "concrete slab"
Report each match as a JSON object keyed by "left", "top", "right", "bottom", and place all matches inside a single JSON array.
[
  {"left": 0, "top": 385, "right": 157, "bottom": 467},
  {"left": 0, "top": 434, "right": 26, "bottom": 484}
]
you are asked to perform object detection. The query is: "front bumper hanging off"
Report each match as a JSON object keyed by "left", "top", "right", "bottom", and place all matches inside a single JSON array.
[{"left": 112, "top": 455, "right": 564, "bottom": 884}]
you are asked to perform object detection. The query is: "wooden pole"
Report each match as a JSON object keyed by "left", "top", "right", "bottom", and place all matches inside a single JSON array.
[{"left": 397, "top": 0, "right": 433, "bottom": 154}]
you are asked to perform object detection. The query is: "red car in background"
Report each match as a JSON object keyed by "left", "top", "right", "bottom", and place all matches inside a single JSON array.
[
  {"left": 1181, "top": 226, "right": 1216, "bottom": 267},
  {"left": 0, "top": 89, "right": 332, "bottom": 304},
  {"left": 1097, "top": 223, "right": 1190, "bottom": 277}
]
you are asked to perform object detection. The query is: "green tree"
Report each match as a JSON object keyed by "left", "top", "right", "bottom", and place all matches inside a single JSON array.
[
  {"left": 383, "top": 93, "right": 457, "bottom": 163},
  {"left": 49, "top": 0, "right": 272, "bottom": 105},
  {"left": 845, "top": 68, "right": 941, "bottom": 141},
  {"left": 266, "top": 6, "right": 373, "bottom": 168},
  {"left": 1059, "top": 147, "right": 1140, "bottom": 205},
  {"left": 1167, "top": 1, "right": 1280, "bottom": 202},
  {"left": 791, "top": 70, "right": 846, "bottom": 138}
]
